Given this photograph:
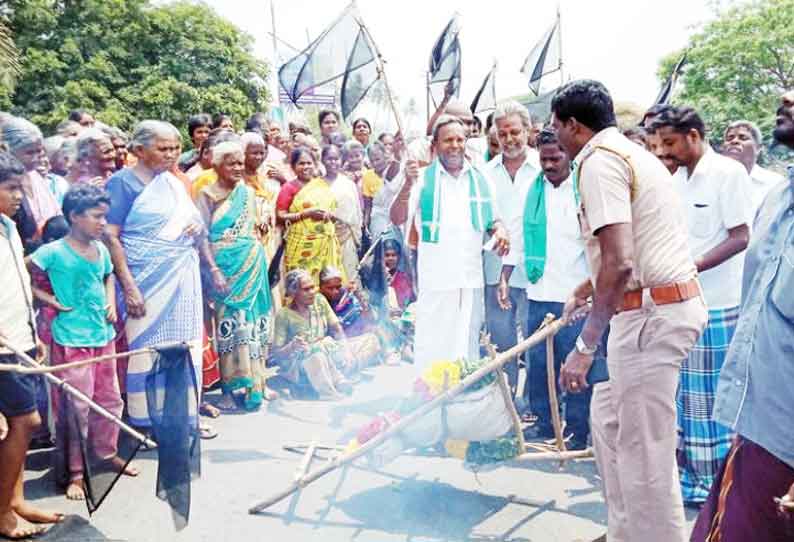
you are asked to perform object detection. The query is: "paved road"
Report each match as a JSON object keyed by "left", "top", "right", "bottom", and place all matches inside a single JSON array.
[{"left": 26, "top": 362, "right": 613, "bottom": 542}]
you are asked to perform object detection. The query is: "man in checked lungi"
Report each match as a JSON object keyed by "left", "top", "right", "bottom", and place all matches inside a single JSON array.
[
  {"left": 690, "top": 90, "right": 794, "bottom": 541},
  {"left": 651, "top": 107, "right": 753, "bottom": 505}
]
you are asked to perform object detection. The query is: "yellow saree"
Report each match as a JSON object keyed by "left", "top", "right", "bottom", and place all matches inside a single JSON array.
[{"left": 284, "top": 177, "right": 345, "bottom": 284}]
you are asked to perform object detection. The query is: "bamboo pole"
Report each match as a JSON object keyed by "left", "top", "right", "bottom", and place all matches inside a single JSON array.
[
  {"left": 483, "top": 335, "right": 526, "bottom": 455},
  {"left": 514, "top": 449, "right": 592, "bottom": 462},
  {"left": 358, "top": 21, "right": 403, "bottom": 134},
  {"left": 544, "top": 315, "right": 566, "bottom": 455},
  {"left": 0, "top": 345, "right": 156, "bottom": 375},
  {"left": 248, "top": 318, "right": 565, "bottom": 514},
  {"left": 0, "top": 339, "right": 157, "bottom": 449}
]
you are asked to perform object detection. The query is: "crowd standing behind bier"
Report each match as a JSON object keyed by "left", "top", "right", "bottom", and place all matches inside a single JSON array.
[{"left": 0, "top": 84, "right": 793, "bottom": 541}]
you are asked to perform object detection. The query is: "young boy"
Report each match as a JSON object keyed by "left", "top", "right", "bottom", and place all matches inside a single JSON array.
[
  {"left": 0, "top": 150, "right": 62, "bottom": 539},
  {"left": 29, "top": 183, "right": 138, "bottom": 501}
]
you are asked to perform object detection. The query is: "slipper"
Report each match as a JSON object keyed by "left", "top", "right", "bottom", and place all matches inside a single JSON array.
[
  {"left": 0, "top": 523, "right": 45, "bottom": 540},
  {"left": 199, "top": 425, "right": 218, "bottom": 440}
]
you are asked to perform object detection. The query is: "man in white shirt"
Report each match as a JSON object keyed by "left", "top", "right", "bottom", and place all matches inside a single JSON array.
[
  {"left": 484, "top": 101, "right": 540, "bottom": 397},
  {"left": 390, "top": 115, "right": 509, "bottom": 373},
  {"left": 500, "top": 128, "right": 591, "bottom": 450},
  {"left": 653, "top": 106, "right": 752, "bottom": 505},
  {"left": 722, "top": 120, "right": 783, "bottom": 214}
]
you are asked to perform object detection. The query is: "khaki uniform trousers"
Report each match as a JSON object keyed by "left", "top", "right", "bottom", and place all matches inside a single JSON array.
[{"left": 591, "top": 295, "right": 707, "bottom": 542}]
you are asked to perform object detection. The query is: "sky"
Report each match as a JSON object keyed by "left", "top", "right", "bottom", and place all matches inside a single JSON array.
[{"left": 204, "top": 0, "right": 717, "bottom": 132}]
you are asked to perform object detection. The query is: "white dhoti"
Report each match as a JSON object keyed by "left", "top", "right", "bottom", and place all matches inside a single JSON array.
[{"left": 414, "top": 288, "right": 484, "bottom": 374}]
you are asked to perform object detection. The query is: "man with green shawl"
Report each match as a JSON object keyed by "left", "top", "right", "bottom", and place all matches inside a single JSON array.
[
  {"left": 390, "top": 115, "right": 509, "bottom": 375},
  {"left": 500, "top": 128, "right": 590, "bottom": 450}
]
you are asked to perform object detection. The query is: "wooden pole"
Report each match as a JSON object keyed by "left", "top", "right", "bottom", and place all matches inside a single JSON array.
[
  {"left": 248, "top": 318, "right": 565, "bottom": 514},
  {"left": 515, "top": 449, "right": 592, "bottom": 462},
  {"left": 0, "top": 339, "right": 157, "bottom": 449},
  {"left": 483, "top": 335, "right": 526, "bottom": 455},
  {"left": 0, "top": 345, "right": 155, "bottom": 375},
  {"left": 544, "top": 315, "right": 566, "bottom": 454},
  {"left": 359, "top": 22, "right": 403, "bottom": 134}
]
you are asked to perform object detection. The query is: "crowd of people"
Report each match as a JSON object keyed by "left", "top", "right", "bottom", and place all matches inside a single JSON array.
[{"left": 0, "top": 80, "right": 792, "bottom": 542}]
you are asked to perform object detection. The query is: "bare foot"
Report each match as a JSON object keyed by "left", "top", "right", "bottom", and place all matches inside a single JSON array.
[
  {"left": 11, "top": 501, "right": 63, "bottom": 525},
  {"left": 0, "top": 509, "right": 45, "bottom": 540},
  {"left": 199, "top": 403, "right": 221, "bottom": 418},
  {"left": 264, "top": 387, "right": 279, "bottom": 401},
  {"left": 107, "top": 456, "right": 140, "bottom": 477},
  {"left": 66, "top": 480, "right": 85, "bottom": 501}
]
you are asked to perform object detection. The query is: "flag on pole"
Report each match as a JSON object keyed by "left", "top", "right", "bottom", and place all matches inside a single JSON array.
[
  {"left": 427, "top": 15, "right": 462, "bottom": 109},
  {"left": 470, "top": 62, "right": 497, "bottom": 115},
  {"left": 278, "top": 1, "right": 379, "bottom": 120},
  {"left": 654, "top": 52, "right": 687, "bottom": 106},
  {"left": 520, "top": 16, "right": 561, "bottom": 95}
]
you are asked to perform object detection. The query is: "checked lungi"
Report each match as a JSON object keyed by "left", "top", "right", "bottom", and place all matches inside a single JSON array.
[{"left": 676, "top": 306, "right": 738, "bottom": 504}]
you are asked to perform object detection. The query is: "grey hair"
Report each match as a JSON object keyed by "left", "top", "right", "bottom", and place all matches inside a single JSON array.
[
  {"left": 341, "top": 139, "right": 364, "bottom": 161},
  {"left": 724, "top": 120, "right": 762, "bottom": 147},
  {"left": 366, "top": 141, "right": 386, "bottom": 160},
  {"left": 129, "top": 120, "right": 179, "bottom": 151},
  {"left": 319, "top": 266, "right": 343, "bottom": 283},
  {"left": 431, "top": 114, "right": 465, "bottom": 143},
  {"left": 492, "top": 100, "right": 532, "bottom": 130},
  {"left": 211, "top": 141, "right": 244, "bottom": 166},
  {"left": 55, "top": 120, "right": 81, "bottom": 136},
  {"left": 1, "top": 116, "right": 43, "bottom": 152},
  {"left": 101, "top": 124, "right": 128, "bottom": 142},
  {"left": 284, "top": 269, "right": 313, "bottom": 297},
  {"left": 44, "top": 135, "right": 65, "bottom": 158},
  {"left": 75, "top": 128, "right": 112, "bottom": 163},
  {"left": 240, "top": 131, "right": 266, "bottom": 151}
]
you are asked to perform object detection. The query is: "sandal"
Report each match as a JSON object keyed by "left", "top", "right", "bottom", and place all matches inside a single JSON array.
[{"left": 199, "top": 424, "right": 218, "bottom": 440}]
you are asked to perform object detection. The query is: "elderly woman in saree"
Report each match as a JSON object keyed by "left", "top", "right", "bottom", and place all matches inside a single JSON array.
[
  {"left": 272, "top": 269, "right": 362, "bottom": 400},
  {"left": 104, "top": 120, "right": 206, "bottom": 430},
  {"left": 196, "top": 141, "right": 274, "bottom": 412},
  {"left": 276, "top": 147, "right": 344, "bottom": 285},
  {"left": 241, "top": 132, "right": 280, "bottom": 249},
  {"left": 1, "top": 117, "right": 62, "bottom": 248},
  {"left": 65, "top": 128, "right": 117, "bottom": 186},
  {"left": 321, "top": 144, "right": 363, "bottom": 284}
]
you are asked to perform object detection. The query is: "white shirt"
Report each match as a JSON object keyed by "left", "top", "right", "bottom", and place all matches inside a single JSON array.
[
  {"left": 674, "top": 147, "right": 753, "bottom": 309},
  {"left": 408, "top": 160, "right": 499, "bottom": 292},
  {"left": 503, "top": 175, "right": 588, "bottom": 302},
  {"left": 483, "top": 148, "right": 541, "bottom": 286},
  {"left": 370, "top": 171, "right": 405, "bottom": 239},
  {"left": 0, "top": 215, "right": 37, "bottom": 355},
  {"left": 749, "top": 164, "right": 784, "bottom": 217}
]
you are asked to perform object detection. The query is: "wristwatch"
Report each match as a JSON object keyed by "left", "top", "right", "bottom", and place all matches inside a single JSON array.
[{"left": 575, "top": 335, "right": 597, "bottom": 355}]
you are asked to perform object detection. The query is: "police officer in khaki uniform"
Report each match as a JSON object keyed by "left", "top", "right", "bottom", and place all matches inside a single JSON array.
[{"left": 550, "top": 80, "right": 708, "bottom": 542}]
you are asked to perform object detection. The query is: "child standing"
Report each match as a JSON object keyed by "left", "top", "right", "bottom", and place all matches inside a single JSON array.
[
  {"left": 0, "top": 150, "right": 62, "bottom": 539},
  {"left": 29, "top": 184, "right": 137, "bottom": 501}
]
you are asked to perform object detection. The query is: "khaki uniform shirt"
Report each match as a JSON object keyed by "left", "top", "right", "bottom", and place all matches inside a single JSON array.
[{"left": 575, "top": 127, "right": 696, "bottom": 291}]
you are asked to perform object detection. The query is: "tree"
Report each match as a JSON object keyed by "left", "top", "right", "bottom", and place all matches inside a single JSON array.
[
  {"left": 2, "top": 0, "right": 270, "bottom": 134},
  {"left": 658, "top": 0, "right": 794, "bottom": 144},
  {"left": 0, "top": 20, "right": 20, "bottom": 96}
]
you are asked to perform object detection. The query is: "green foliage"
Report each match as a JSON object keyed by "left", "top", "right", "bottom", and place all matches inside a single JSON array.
[
  {"left": 658, "top": 0, "right": 794, "bottom": 147},
  {"left": 3, "top": 0, "right": 271, "bottom": 136}
]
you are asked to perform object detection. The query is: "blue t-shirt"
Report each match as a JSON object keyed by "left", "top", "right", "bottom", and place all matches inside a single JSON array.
[
  {"left": 106, "top": 169, "right": 145, "bottom": 226},
  {"left": 31, "top": 239, "right": 116, "bottom": 347}
]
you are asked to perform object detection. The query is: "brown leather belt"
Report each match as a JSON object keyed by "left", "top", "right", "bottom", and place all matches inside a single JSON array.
[{"left": 620, "top": 278, "right": 701, "bottom": 312}]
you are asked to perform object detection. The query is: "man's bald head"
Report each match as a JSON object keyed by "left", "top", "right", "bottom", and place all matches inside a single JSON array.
[{"left": 444, "top": 99, "right": 475, "bottom": 137}]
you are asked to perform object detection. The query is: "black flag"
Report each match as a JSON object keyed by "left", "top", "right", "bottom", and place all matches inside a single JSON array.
[
  {"left": 520, "top": 17, "right": 561, "bottom": 95},
  {"left": 278, "top": 1, "right": 380, "bottom": 120},
  {"left": 427, "top": 15, "right": 462, "bottom": 109},
  {"left": 470, "top": 63, "right": 497, "bottom": 115},
  {"left": 654, "top": 52, "right": 687, "bottom": 106}
]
